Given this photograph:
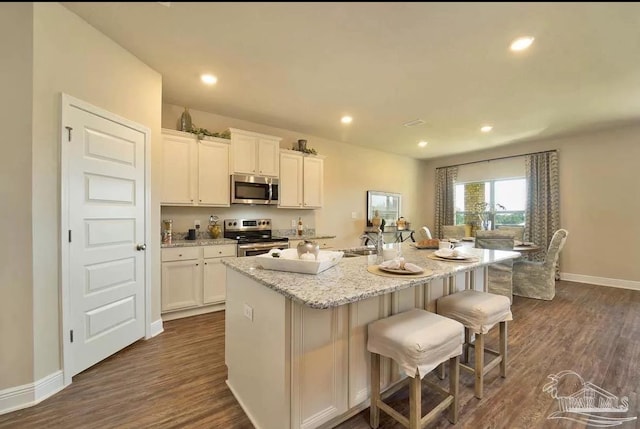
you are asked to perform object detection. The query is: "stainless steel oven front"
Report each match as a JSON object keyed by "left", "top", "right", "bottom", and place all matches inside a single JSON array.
[{"left": 237, "top": 241, "right": 289, "bottom": 257}]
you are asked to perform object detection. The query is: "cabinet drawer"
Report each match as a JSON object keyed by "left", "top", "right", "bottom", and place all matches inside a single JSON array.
[
  {"left": 203, "top": 244, "right": 237, "bottom": 258},
  {"left": 162, "top": 247, "right": 201, "bottom": 262}
]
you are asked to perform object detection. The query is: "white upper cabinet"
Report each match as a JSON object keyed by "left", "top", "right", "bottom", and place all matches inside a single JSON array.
[
  {"left": 278, "top": 150, "right": 324, "bottom": 209},
  {"left": 229, "top": 128, "right": 281, "bottom": 177},
  {"left": 161, "top": 129, "right": 230, "bottom": 206}
]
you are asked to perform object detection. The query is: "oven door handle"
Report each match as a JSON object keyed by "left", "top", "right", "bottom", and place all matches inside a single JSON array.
[{"left": 238, "top": 242, "right": 289, "bottom": 250}]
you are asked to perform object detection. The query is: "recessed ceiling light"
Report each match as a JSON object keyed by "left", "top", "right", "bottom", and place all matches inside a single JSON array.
[
  {"left": 341, "top": 116, "right": 353, "bottom": 124},
  {"left": 481, "top": 125, "right": 493, "bottom": 133},
  {"left": 510, "top": 36, "right": 535, "bottom": 52},
  {"left": 418, "top": 141, "right": 428, "bottom": 147},
  {"left": 201, "top": 74, "right": 217, "bottom": 85}
]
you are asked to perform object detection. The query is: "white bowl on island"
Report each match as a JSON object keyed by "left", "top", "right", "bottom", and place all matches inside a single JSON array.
[{"left": 256, "top": 248, "right": 344, "bottom": 274}]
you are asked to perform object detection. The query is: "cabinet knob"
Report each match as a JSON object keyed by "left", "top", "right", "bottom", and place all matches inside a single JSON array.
[
  {"left": 136, "top": 244, "right": 146, "bottom": 251},
  {"left": 179, "top": 254, "right": 182, "bottom": 257},
  {"left": 196, "top": 263, "right": 199, "bottom": 266}
]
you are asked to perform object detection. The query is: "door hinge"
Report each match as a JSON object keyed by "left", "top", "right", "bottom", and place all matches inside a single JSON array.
[
  {"left": 70, "top": 330, "right": 74, "bottom": 343},
  {"left": 68, "top": 230, "right": 72, "bottom": 243},
  {"left": 65, "top": 126, "right": 72, "bottom": 142}
]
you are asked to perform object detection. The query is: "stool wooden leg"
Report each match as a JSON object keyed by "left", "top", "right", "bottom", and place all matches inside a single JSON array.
[
  {"left": 500, "top": 321, "right": 507, "bottom": 378},
  {"left": 438, "top": 362, "right": 445, "bottom": 380},
  {"left": 474, "top": 333, "right": 484, "bottom": 399},
  {"left": 449, "top": 356, "right": 459, "bottom": 424},
  {"left": 463, "top": 328, "right": 471, "bottom": 364},
  {"left": 409, "top": 370, "right": 421, "bottom": 429},
  {"left": 370, "top": 353, "right": 380, "bottom": 428}
]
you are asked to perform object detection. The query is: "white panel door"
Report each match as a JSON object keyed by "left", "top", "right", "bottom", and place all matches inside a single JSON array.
[{"left": 66, "top": 105, "right": 146, "bottom": 378}]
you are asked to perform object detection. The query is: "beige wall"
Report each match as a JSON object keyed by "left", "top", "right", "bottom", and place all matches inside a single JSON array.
[
  {"left": 0, "top": 2, "right": 34, "bottom": 389},
  {"left": 0, "top": 2, "right": 163, "bottom": 390},
  {"left": 162, "top": 104, "right": 425, "bottom": 248},
  {"left": 423, "top": 124, "right": 640, "bottom": 283}
]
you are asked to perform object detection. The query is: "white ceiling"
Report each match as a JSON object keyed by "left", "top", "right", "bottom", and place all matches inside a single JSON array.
[{"left": 62, "top": 2, "right": 640, "bottom": 160}]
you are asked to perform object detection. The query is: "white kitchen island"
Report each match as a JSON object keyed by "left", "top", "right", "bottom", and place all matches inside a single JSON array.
[{"left": 222, "top": 244, "right": 520, "bottom": 429}]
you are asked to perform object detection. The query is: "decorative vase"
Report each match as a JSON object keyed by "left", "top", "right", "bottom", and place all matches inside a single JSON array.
[
  {"left": 180, "top": 107, "right": 192, "bottom": 132},
  {"left": 298, "top": 139, "right": 307, "bottom": 152},
  {"left": 371, "top": 210, "right": 382, "bottom": 229},
  {"left": 297, "top": 240, "right": 320, "bottom": 259}
]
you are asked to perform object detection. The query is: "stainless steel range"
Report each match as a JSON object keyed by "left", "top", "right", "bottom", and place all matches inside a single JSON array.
[{"left": 224, "top": 218, "right": 289, "bottom": 257}]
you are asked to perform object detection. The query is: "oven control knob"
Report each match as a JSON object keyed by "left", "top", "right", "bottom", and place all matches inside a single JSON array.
[{"left": 266, "top": 221, "right": 270, "bottom": 225}]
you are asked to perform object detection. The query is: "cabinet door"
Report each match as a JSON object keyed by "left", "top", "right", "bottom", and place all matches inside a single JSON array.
[
  {"left": 279, "top": 151, "right": 303, "bottom": 208},
  {"left": 203, "top": 257, "right": 226, "bottom": 304},
  {"left": 161, "top": 260, "right": 201, "bottom": 312},
  {"left": 231, "top": 133, "right": 257, "bottom": 175},
  {"left": 303, "top": 156, "right": 323, "bottom": 208},
  {"left": 161, "top": 134, "right": 196, "bottom": 204},
  {"left": 257, "top": 138, "right": 280, "bottom": 176},
  {"left": 198, "top": 141, "right": 230, "bottom": 206},
  {"left": 291, "top": 303, "right": 349, "bottom": 428}
]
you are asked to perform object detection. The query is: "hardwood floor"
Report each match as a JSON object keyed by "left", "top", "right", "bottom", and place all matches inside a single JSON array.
[{"left": 1, "top": 281, "right": 638, "bottom": 429}]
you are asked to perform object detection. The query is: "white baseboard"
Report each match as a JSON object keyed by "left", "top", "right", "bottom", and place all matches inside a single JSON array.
[
  {"left": 0, "top": 370, "right": 64, "bottom": 416},
  {"left": 150, "top": 318, "right": 164, "bottom": 337},
  {"left": 561, "top": 272, "right": 640, "bottom": 291}
]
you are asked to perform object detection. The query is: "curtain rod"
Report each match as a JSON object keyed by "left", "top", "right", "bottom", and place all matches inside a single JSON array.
[{"left": 436, "top": 149, "right": 557, "bottom": 170}]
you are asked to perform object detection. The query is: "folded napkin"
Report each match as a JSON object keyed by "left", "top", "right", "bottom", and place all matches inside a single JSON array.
[{"left": 379, "top": 257, "right": 423, "bottom": 273}]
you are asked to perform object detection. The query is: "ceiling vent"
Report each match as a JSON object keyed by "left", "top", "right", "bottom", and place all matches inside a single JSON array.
[{"left": 403, "top": 119, "right": 425, "bottom": 127}]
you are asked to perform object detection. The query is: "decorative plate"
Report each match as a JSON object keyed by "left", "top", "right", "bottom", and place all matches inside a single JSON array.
[{"left": 378, "top": 266, "right": 424, "bottom": 275}]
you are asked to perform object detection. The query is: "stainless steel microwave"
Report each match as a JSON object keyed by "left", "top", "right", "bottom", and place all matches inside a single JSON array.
[{"left": 231, "top": 174, "right": 279, "bottom": 205}]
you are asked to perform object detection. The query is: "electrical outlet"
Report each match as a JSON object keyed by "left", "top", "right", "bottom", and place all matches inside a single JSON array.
[
  {"left": 291, "top": 219, "right": 296, "bottom": 228},
  {"left": 351, "top": 211, "right": 357, "bottom": 219},
  {"left": 243, "top": 303, "right": 253, "bottom": 322},
  {"left": 194, "top": 220, "right": 201, "bottom": 229}
]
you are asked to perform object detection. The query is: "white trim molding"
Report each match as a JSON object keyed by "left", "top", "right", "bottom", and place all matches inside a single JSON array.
[
  {"left": 150, "top": 319, "right": 164, "bottom": 338},
  {"left": 561, "top": 272, "right": 640, "bottom": 291},
  {"left": 0, "top": 371, "right": 64, "bottom": 416}
]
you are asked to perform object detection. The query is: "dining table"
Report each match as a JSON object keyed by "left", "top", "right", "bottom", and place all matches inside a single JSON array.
[{"left": 452, "top": 238, "right": 542, "bottom": 254}]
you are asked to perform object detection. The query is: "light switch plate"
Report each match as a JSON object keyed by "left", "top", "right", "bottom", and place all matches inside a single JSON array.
[
  {"left": 351, "top": 211, "right": 357, "bottom": 219},
  {"left": 243, "top": 303, "right": 253, "bottom": 322}
]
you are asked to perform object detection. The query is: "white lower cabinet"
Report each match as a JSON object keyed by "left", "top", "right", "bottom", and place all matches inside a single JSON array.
[{"left": 161, "top": 244, "right": 236, "bottom": 318}]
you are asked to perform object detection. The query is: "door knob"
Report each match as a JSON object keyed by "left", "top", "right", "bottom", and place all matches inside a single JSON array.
[{"left": 136, "top": 244, "right": 146, "bottom": 251}]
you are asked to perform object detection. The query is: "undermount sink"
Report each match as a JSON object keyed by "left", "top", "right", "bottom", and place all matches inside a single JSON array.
[{"left": 343, "top": 248, "right": 377, "bottom": 257}]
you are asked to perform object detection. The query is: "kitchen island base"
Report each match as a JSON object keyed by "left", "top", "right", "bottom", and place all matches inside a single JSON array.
[{"left": 225, "top": 266, "right": 486, "bottom": 429}]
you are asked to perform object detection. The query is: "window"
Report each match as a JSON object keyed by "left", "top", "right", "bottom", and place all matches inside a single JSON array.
[{"left": 454, "top": 178, "right": 526, "bottom": 228}]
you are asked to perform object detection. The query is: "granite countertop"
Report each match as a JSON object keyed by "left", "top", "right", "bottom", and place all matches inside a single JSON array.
[
  {"left": 161, "top": 238, "right": 237, "bottom": 248},
  {"left": 222, "top": 243, "right": 520, "bottom": 309}
]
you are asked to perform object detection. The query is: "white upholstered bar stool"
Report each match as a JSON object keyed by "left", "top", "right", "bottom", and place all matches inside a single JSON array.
[
  {"left": 367, "top": 308, "right": 464, "bottom": 428},
  {"left": 436, "top": 290, "right": 512, "bottom": 399}
]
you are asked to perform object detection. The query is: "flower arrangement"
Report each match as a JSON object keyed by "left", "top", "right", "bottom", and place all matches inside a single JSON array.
[{"left": 470, "top": 202, "right": 506, "bottom": 229}]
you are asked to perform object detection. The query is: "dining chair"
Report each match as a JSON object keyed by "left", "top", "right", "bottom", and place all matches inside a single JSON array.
[
  {"left": 512, "top": 229, "right": 569, "bottom": 300},
  {"left": 496, "top": 225, "right": 525, "bottom": 242},
  {"left": 474, "top": 231, "right": 516, "bottom": 302},
  {"left": 441, "top": 225, "right": 466, "bottom": 240}
]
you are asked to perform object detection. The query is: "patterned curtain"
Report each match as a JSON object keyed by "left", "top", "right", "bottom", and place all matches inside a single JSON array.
[
  {"left": 434, "top": 166, "right": 458, "bottom": 239},
  {"left": 525, "top": 151, "right": 561, "bottom": 278}
]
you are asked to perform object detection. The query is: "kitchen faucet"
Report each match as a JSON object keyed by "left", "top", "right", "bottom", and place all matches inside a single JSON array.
[{"left": 360, "top": 229, "right": 384, "bottom": 254}]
